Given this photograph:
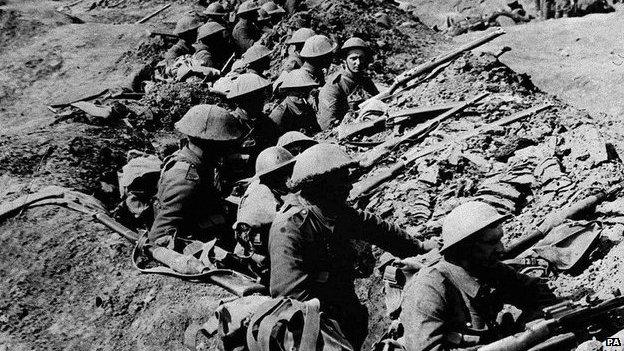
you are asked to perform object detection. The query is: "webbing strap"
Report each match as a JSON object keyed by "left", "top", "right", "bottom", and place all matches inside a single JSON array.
[
  {"left": 300, "top": 299, "right": 321, "bottom": 351},
  {"left": 246, "top": 299, "right": 287, "bottom": 351},
  {"left": 258, "top": 314, "right": 282, "bottom": 351}
]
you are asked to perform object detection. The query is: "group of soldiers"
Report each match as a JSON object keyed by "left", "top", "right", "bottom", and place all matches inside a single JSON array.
[{"left": 144, "top": 1, "right": 565, "bottom": 350}]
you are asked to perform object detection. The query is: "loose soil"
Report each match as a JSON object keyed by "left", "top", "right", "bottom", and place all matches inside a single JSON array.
[{"left": 2, "top": 0, "right": 624, "bottom": 350}]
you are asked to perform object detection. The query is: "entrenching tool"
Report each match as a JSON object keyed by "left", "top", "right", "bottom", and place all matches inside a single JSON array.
[
  {"left": 2, "top": 186, "right": 265, "bottom": 296},
  {"left": 349, "top": 104, "right": 552, "bottom": 200}
]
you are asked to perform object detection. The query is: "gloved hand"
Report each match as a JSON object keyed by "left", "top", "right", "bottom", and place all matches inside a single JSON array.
[{"left": 422, "top": 237, "right": 443, "bottom": 252}]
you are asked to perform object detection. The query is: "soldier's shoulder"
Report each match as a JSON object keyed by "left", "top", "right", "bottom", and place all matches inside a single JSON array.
[
  {"left": 327, "top": 71, "right": 344, "bottom": 85},
  {"left": 162, "top": 156, "right": 200, "bottom": 181},
  {"left": 274, "top": 197, "right": 309, "bottom": 228}
]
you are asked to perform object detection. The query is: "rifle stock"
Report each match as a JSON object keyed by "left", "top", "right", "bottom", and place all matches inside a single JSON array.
[
  {"left": 478, "top": 319, "right": 554, "bottom": 351},
  {"left": 373, "top": 29, "right": 505, "bottom": 100},
  {"left": 350, "top": 104, "right": 553, "bottom": 199},
  {"left": 358, "top": 93, "right": 488, "bottom": 169},
  {"left": 338, "top": 103, "right": 459, "bottom": 140}
]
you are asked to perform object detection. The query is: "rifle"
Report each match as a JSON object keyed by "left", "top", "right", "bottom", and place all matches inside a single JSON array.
[
  {"left": 503, "top": 183, "right": 623, "bottom": 259},
  {"left": 350, "top": 103, "right": 552, "bottom": 199},
  {"left": 147, "top": 30, "right": 178, "bottom": 39},
  {"left": 136, "top": 3, "right": 172, "bottom": 24},
  {"left": 337, "top": 102, "right": 460, "bottom": 140},
  {"left": 369, "top": 29, "right": 505, "bottom": 102},
  {"left": 357, "top": 93, "right": 488, "bottom": 169},
  {"left": 479, "top": 293, "right": 624, "bottom": 351},
  {"left": 12, "top": 189, "right": 265, "bottom": 297}
]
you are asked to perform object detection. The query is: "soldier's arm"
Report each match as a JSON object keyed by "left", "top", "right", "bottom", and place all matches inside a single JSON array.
[
  {"left": 341, "top": 207, "right": 426, "bottom": 258},
  {"left": 164, "top": 42, "right": 186, "bottom": 62},
  {"left": 316, "top": 84, "right": 342, "bottom": 130},
  {"left": 494, "top": 262, "right": 558, "bottom": 309},
  {"left": 268, "top": 216, "right": 312, "bottom": 301},
  {"left": 148, "top": 166, "right": 198, "bottom": 244}
]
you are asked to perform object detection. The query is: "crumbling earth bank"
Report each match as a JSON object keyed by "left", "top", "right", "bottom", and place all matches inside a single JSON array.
[{"left": 1, "top": 0, "right": 624, "bottom": 350}]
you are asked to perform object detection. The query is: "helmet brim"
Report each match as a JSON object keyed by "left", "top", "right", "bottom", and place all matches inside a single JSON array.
[{"left": 439, "top": 212, "right": 511, "bottom": 253}]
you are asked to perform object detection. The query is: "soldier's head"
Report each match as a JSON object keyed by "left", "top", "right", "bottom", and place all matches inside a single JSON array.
[
  {"left": 237, "top": 0, "right": 260, "bottom": 22},
  {"left": 242, "top": 44, "right": 272, "bottom": 75},
  {"left": 277, "top": 131, "right": 317, "bottom": 155},
  {"left": 174, "top": 12, "right": 204, "bottom": 43},
  {"left": 300, "top": 35, "right": 336, "bottom": 70},
  {"left": 286, "top": 28, "right": 316, "bottom": 55},
  {"left": 204, "top": 2, "right": 229, "bottom": 23},
  {"left": 255, "top": 146, "right": 295, "bottom": 192},
  {"left": 175, "top": 104, "right": 244, "bottom": 156},
  {"left": 288, "top": 143, "right": 355, "bottom": 205},
  {"left": 197, "top": 21, "right": 226, "bottom": 46},
  {"left": 227, "top": 73, "right": 272, "bottom": 112},
  {"left": 278, "top": 69, "right": 319, "bottom": 98},
  {"left": 261, "top": 1, "right": 285, "bottom": 25},
  {"left": 341, "top": 37, "right": 372, "bottom": 74},
  {"left": 440, "top": 201, "right": 509, "bottom": 268}
]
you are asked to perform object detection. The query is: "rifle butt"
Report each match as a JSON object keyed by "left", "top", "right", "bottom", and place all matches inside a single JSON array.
[
  {"left": 526, "top": 333, "right": 576, "bottom": 351},
  {"left": 338, "top": 119, "right": 382, "bottom": 140},
  {"left": 478, "top": 319, "right": 553, "bottom": 351},
  {"left": 94, "top": 213, "right": 139, "bottom": 243},
  {"left": 350, "top": 162, "right": 406, "bottom": 199}
]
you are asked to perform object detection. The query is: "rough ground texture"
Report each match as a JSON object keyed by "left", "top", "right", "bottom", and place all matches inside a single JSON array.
[{"left": 2, "top": 0, "right": 624, "bottom": 350}]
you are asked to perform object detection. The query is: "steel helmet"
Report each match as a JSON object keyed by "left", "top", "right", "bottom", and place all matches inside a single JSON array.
[
  {"left": 175, "top": 104, "right": 245, "bottom": 141},
  {"left": 237, "top": 0, "right": 260, "bottom": 15},
  {"left": 440, "top": 201, "right": 510, "bottom": 253},
  {"left": 261, "top": 1, "right": 286, "bottom": 15},
  {"left": 242, "top": 44, "right": 271, "bottom": 65},
  {"left": 197, "top": 21, "right": 226, "bottom": 40},
  {"left": 299, "top": 35, "right": 337, "bottom": 58},
  {"left": 235, "top": 182, "right": 278, "bottom": 227},
  {"left": 204, "top": 2, "right": 227, "bottom": 16},
  {"left": 173, "top": 13, "right": 204, "bottom": 35},
  {"left": 277, "top": 131, "right": 317, "bottom": 149},
  {"left": 286, "top": 28, "right": 316, "bottom": 45},
  {"left": 254, "top": 146, "right": 295, "bottom": 179},
  {"left": 289, "top": 143, "right": 354, "bottom": 189},
  {"left": 226, "top": 73, "right": 271, "bottom": 99},
  {"left": 279, "top": 69, "right": 319, "bottom": 90},
  {"left": 340, "top": 37, "right": 371, "bottom": 55},
  {"left": 119, "top": 155, "right": 162, "bottom": 189}
]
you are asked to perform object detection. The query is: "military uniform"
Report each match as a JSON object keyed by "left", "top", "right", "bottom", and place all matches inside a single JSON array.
[
  {"left": 192, "top": 42, "right": 232, "bottom": 69},
  {"left": 400, "top": 258, "right": 557, "bottom": 351},
  {"left": 149, "top": 146, "right": 233, "bottom": 246},
  {"left": 269, "top": 95, "right": 320, "bottom": 135},
  {"left": 232, "top": 19, "right": 261, "bottom": 54},
  {"left": 269, "top": 194, "right": 428, "bottom": 348},
  {"left": 317, "top": 67, "right": 379, "bottom": 130},
  {"left": 164, "top": 39, "right": 195, "bottom": 62},
  {"left": 233, "top": 108, "right": 279, "bottom": 172}
]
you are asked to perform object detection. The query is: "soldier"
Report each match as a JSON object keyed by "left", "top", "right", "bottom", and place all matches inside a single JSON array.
[
  {"left": 280, "top": 28, "right": 315, "bottom": 73},
  {"left": 276, "top": 131, "right": 317, "bottom": 155},
  {"left": 241, "top": 44, "right": 271, "bottom": 78},
  {"left": 268, "top": 143, "right": 441, "bottom": 349},
  {"left": 269, "top": 69, "right": 321, "bottom": 135},
  {"left": 164, "top": 13, "right": 204, "bottom": 63},
  {"left": 233, "top": 146, "right": 295, "bottom": 284},
  {"left": 232, "top": 0, "right": 262, "bottom": 55},
  {"left": 317, "top": 37, "right": 379, "bottom": 130},
  {"left": 203, "top": 2, "right": 229, "bottom": 27},
  {"left": 260, "top": 1, "right": 286, "bottom": 25},
  {"left": 256, "top": 8, "right": 274, "bottom": 35},
  {"left": 400, "top": 201, "right": 557, "bottom": 351},
  {"left": 227, "top": 73, "right": 279, "bottom": 172},
  {"left": 193, "top": 21, "right": 233, "bottom": 69},
  {"left": 149, "top": 104, "right": 245, "bottom": 250},
  {"left": 299, "top": 34, "right": 336, "bottom": 86}
]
